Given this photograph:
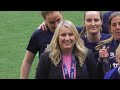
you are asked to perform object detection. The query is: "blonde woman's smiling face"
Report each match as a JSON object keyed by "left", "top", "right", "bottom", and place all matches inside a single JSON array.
[{"left": 58, "top": 26, "right": 76, "bottom": 52}]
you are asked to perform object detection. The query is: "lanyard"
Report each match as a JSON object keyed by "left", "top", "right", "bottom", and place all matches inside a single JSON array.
[{"left": 62, "top": 54, "right": 76, "bottom": 79}]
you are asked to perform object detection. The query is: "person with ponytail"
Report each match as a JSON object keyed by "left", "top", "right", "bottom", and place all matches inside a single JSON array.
[
  {"left": 80, "top": 11, "right": 111, "bottom": 79},
  {"left": 81, "top": 11, "right": 111, "bottom": 61},
  {"left": 96, "top": 12, "right": 120, "bottom": 78}
]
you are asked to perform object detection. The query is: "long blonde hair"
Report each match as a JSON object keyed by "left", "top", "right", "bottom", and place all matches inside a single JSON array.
[{"left": 47, "top": 20, "right": 88, "bottom": 66}]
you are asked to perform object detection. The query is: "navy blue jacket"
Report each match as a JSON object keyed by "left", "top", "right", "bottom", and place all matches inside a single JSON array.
[
  {"left": 104, "top": 67, "right": 120, "bottom": 79},
  {"left": 98, "top": 39, "right": 120, "bottom": 79},
  {"left": 81, "top": 33, "right": 111, "bottom": 79},
  {"left": 102, "top": 39, "right": 119, "bottom": 69}
]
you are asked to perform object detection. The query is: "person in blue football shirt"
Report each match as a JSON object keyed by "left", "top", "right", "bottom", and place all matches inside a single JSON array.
[
  {"left": 80, "top": 11, "right": 111, "bottom": 79},
  {"left": 96, "top": 12, "right": 120, "bottom": 78},
  {"left": 104, "top": 44, "right": 120, "bottom": 79},
  {"left": 20, "top": 11, "right": 63, "bottom": 79}
]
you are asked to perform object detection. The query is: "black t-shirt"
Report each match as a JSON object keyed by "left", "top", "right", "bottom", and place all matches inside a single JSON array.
[{"left": 27, "top": 28, "right": 54, "bottom": 59}]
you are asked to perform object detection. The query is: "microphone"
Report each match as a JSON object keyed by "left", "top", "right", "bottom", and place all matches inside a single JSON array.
[
  {"left": 102, "top": 45, "right": 110, "bottom": 74},
  {"left": 118, "top": 67, "right": 120, "bottom": 75},
  {"left": 102, "top": 45, "right": 108, "bottom": 63}
]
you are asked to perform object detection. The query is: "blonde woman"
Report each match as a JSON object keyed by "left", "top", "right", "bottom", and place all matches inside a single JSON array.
[{"left": 35, "top": 20, "right": 97, "bottom": 79}]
